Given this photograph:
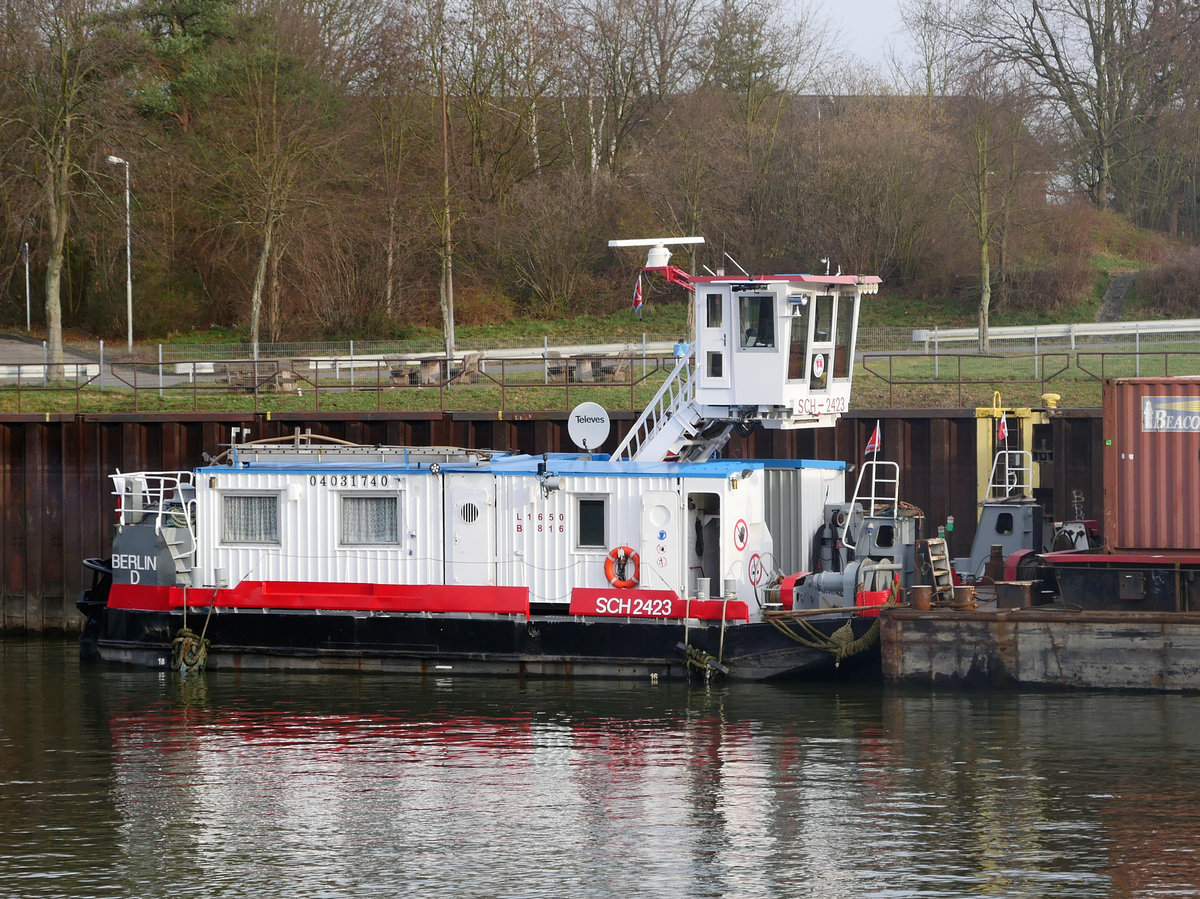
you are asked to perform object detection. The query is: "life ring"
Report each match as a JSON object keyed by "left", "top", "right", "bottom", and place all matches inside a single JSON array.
[{"left": 604, "top": 546, "right": 640, "bottom": 588}]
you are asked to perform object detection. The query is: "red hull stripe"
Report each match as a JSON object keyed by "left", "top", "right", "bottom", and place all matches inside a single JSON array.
[
  {"left": 568, "top": 587, "right": 749, "bottom": 621},
  {"left": 108, "top": 581, "right": 529, "bottom": 615}
]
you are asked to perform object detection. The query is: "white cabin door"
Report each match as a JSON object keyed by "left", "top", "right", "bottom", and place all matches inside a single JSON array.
[
  {"left": 698, "top": 289, "right": 731, "bottom": 389},
  {"left": 445, "top": 476, "right": 496, "bottom": 585},
  {"left": 639, "top": 490, "right": 681, "bottom": 594}
]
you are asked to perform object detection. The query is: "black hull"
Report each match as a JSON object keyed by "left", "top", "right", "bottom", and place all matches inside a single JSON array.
[{"left": 84, "top": 606, "right": 880, "bottom": 681}]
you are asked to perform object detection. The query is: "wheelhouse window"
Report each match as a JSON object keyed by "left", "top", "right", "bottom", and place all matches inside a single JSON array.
[
  {"left": 705, "top": 293, "right": 723, "bottom": 328},
  {"left": 223, "top": 494, "right": 279, "bottom": 543},
  {"left": 834, "top": 293, "right": 852, "bottom": 378},
  {"left": 578, "top": 497, "right": 607, "bottom": 549},
  {"left": 787, "top": 306, "right": 809, "bottom": 381},
  {"left": 342, "top": 495, "right": 400, "bottom": 544},
  {"left": 814, "top": 294, "right": 834, "bottom": 343},
  {"left": 738, "top": 295, "right": 775, "bottom": 348},
  {"left": 706, "top": 351, "right": 724, "bottom": 378}
]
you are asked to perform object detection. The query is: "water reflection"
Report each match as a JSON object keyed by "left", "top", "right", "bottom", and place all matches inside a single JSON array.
[{"left": 3, "top": 638, "right": 1200, "bottom": 897}]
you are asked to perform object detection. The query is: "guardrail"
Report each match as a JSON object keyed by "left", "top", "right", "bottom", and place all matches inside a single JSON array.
[
  {"left": 912, "top": 319, "right": 1200, "bottom": 349},
  {"left": 6, "top": 347, "right": 1200, "bottom": 413},
  {"left": 0, "top": 351, "right": 679, "bottom": 414}
]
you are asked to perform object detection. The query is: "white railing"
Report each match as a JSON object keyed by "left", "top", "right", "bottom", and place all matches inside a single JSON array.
[
  {"left": 609, "top": 351, "right": 695, "bottom": 461},
  {"left": 912, "top": 319, "right": 1200, "bottom": 350},
  {"left": 985, "top": 450, "right": 1034, "bottom": 500},
  {"left": 112, "top": 471, "right": 198, "bottom": 571},
  {"left": 842, "top": 460, "right": 900, "bottom": 550}
]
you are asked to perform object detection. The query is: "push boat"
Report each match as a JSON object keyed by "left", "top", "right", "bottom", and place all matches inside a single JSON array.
[{"left": 77, "top": 237, "right": 922, "bottom": 680}]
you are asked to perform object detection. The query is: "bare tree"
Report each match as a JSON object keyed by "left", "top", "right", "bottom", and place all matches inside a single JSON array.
[
  {"left": 893, "top": 0, "right": 970, "bottom": 100},
  {"left": 945, "top": 68, "right": 1040, "bottom": 351},
  {"left": 1, "top": 0, "right": 133, "bottom": 369},
  {"left": 952, "top": 0, "right": 1152, "bottom": 209},
  {"left": 192, "top": 0, "right": 345, "bottom": 348}
]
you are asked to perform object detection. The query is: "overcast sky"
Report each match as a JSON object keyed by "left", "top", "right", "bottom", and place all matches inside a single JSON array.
[{"left": 824, "top": 0, "right": 910, "bottom": 65}]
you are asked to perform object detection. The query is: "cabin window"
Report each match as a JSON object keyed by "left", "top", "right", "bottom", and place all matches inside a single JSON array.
[
  {"left": 578, "top": 497, "right": 607, "bottom": 549},
  {"left": 739, "top": 295, "right": 775, "bottom": 348},
  {"left": 706, "top": 351, "right": 724, "bottom": 379},
  {"left": 814, "top": 294, "right": 834, "bottom": 343},
  {"left": 833, "top": 294, "right": 852, "bottom": 378},
  {"left": 875, "top": 524, "right": 895, "bottom": 548},
  {"left": 222, "top": 494, "right": 279, "bottom": 543},
  {"left": 341, "top": 495, "right": 400, "bottom": 544},
  {"left": 995, "top": 512, "right": 1014, "bottom": 536},
  {"left": 787, "top": 313, "right": 809, "bottom": 381},
  {"left": 706, "top": 293, "right": 723, "bottom": 328}
]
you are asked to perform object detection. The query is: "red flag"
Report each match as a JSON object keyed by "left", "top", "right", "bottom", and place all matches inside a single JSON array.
[
  {"left": 997, "top": 413, "right": 1008, "bottom": 443},
  {"left": 632, "top": 274, "right": 644, "bottom": 312},
  {"left": 864, "top": 421, "right": 881, "bottom": 456}
]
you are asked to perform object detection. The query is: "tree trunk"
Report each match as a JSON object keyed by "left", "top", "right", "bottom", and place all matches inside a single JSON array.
[
  {"left": 439, "top": 51, "right": 455, "bottom": 358},
  {"left": 385, "top": 202, "right": 397, "bottom": 317},
  {"left": 978, "top": 235, "right": 992, "bottom": 355},
  {"left": 977, "top": 168, "right": 991, "bottom": 354},
  {"left": 267, "top": 242, "right": 282, "bottom": 343},
  {"left": 249, "top": 217, "right": 273, "bottom": 351},
  {"left": 43, "top": 141, "right": 69, "bottom": 378}
]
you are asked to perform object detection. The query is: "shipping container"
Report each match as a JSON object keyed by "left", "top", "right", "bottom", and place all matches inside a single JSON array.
[{"left": 1103, "top": 377, "right": 1200, "bottom": 552}]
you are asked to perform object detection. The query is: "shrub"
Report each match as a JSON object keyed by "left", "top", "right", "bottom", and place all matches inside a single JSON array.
[{"left": 1131, "top": 249, "right": 1200, "bottom": 318}]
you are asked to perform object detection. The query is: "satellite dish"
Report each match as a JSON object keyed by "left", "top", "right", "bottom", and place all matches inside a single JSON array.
[{"left": 568, "top": 402, "right": 610, "bottom": 452}]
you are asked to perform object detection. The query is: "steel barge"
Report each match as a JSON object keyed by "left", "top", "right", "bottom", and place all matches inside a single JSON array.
[{"left": 78, "top": 237, "right": 921, "bottom": 680}]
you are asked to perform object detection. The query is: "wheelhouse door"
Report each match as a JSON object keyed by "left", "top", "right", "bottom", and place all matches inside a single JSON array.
[
  {"left": 808, "top": 293, "right": 838, "bottom": 393},
  {"left": 698, "top": 289, "right": 731, "bottom": 389}
]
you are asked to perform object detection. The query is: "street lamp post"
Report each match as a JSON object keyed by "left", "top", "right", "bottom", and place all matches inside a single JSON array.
[{"left": 106, "top": 155, "right": 132, "bottom": 350}]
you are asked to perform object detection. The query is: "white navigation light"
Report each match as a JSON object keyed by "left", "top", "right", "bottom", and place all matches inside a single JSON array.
[
  {"left": 608, "top": 236, "right": 705, "bottom": 270},
  {"left": 568, "top": 402, "right": 611, "bottom": 451}
]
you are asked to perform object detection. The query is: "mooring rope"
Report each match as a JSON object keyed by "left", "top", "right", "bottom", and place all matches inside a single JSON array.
[
  {"left": 766, "top": 577, "right": 901, "bottom": 664},
  {"left": 171, "top": 588, "right": 218, "bottom": 674}
]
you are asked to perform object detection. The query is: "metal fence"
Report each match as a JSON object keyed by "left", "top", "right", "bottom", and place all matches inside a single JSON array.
[{"left": 46, "top": 318, "right": 1198, "bottom": 366}]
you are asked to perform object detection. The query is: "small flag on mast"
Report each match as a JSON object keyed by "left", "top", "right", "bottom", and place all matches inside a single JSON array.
[
  {"left": 997, "top": 412, "right": 1008, "bottom": 443},
  {"left": 632, "top": 274, "right": 644, "bottom": 312},
  {"left": 864, "top": 420, "right": 881, "bottom": 456}
]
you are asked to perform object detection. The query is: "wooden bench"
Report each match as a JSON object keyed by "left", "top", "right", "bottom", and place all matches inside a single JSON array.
[
  {"left": 387, "top": 356, "right": 462, "bottom": 386},
  {"left": 448, "top": 352, "right": 482, "bottom": 385},
  {"left": 225, "top": 360, "right": 298, "bottom": 393},
  {"left": 600, "top": 352, "right": 634, "bottom": 383},
  {"left": 386, "top": 357, "right": 418, "bottom": 385},
  {"left": 545, "top": 350, "right": 568, "bottom": 382}
]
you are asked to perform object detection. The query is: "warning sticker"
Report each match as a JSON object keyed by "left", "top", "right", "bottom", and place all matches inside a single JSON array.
[
  {"left": 748, "top": 552, "right": 763, "bottom": 585},
  {"left": 733, "top": 519, "right": 748, "bottom": 551}
]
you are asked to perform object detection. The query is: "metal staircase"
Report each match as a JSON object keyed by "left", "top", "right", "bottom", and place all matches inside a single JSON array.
[
  {"left": 610, "top": 350, "right": 736, "bottom": 463},
  {"left": 115, "top": 471, "right": 197, "bottom": 586}
]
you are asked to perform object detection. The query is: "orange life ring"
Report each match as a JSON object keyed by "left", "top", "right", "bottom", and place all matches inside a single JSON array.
[{"left": 604, "top": 546, "right": 640, "bottom": 588}]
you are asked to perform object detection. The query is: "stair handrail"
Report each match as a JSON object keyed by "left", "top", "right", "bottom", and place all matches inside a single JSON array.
[
  {"left": 986, "top": 449, "right": 1033, "bottom": 499},
  {"left": 112, "top": 471, "right": 198, "bottom": 574},
  {"left": 611, "top": 350, "right": 696, "bottom": 461},
  {"left": 842, "top": 459, "right": 900, "bottom": 550}
]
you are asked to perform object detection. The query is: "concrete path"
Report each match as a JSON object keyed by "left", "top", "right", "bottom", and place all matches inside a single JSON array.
[{"left": 1097, "top": 271, "right": 1135, "bottom": 322}]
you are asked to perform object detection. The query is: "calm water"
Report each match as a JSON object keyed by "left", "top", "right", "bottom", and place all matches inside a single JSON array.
[{"left": 2, "top": 639, "right": 1200, "bottom": 898}]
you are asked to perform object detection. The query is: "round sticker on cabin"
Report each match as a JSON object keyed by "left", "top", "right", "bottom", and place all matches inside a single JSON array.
[
  {"left": 812, "top": 353, "right": 825, "bottom": 379},
  {"left": 748, "top": 553, "right": 763, "bottom": 585},
  {"left": 733, "top": 519, "right": 748, "bottom": 551}
]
